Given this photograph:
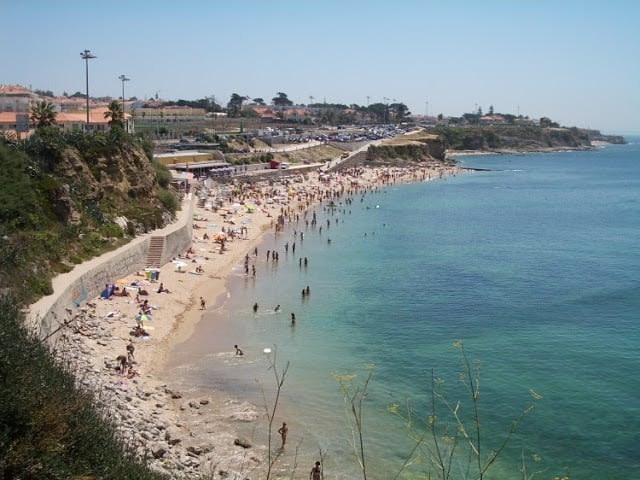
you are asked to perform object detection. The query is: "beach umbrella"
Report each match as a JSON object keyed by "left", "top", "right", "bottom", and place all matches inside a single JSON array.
[{"left": 135, "top": 313, "right": 151, "bottom": 326}]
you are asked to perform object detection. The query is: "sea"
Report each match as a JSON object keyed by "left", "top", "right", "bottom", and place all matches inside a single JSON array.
[{"left": 168, "top": 137, "right": 640, "bottom": 479}]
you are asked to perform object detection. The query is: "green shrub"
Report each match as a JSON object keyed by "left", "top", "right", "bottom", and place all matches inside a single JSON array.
[
  {"left": 140, "top": 138, "right": 154, "bottom": 161},
  {"left": 157, "top": 188, "right": 179, "bottom": 213},
  {"left": 0, "top": 297, "right": 168, "bottom": 479},
  {"left": 152, "top": 161, "right": 172, "bottom": 188},
  {"left": 99, "top": 222, "right": 124, "bottom": 239}
]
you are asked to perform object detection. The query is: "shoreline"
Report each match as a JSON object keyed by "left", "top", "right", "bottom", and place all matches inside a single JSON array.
[{"left": 59, "top": 161, "right": 461, "bottom": 478}]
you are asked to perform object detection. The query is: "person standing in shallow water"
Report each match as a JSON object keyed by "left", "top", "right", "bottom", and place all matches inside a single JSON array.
[
  {"left": 310, "top": 461, "right": 321, "bottom": 480},
  {"left": 253, "top": 302, "right": 258, "bottom": 313},
  {"left": 278, "top": 422, "right": 288, "bottom": 448}
]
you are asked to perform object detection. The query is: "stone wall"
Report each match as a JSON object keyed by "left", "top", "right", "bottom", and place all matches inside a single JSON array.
[{"left": 27, "top": 195, "right": 194, "bottom": 341}]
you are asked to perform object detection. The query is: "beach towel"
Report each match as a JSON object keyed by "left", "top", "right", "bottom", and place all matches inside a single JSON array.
[{"left": 100, "top": 284, "right": 116, "bottom": 299}]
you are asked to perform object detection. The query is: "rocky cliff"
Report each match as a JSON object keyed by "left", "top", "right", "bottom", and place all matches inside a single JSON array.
[
  {"left": 52, "top": 141, "right": 170, "bottom": 229},
  {"left": 0, "top": 129, "right": 178, "bottom": 304},
  {"left": 366, "top": 132, "right": 448, "bottom": 164}
]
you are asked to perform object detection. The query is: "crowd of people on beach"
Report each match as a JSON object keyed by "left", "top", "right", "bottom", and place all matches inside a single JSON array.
[
  {"left": 197, "top": 163, "right": 456, "bottom": 476},
  {"left": 75, "top": 160, "right": 458, "bottom": 478}
]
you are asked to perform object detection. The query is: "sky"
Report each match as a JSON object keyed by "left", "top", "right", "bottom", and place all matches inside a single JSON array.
[{"left": 3, "top": 0, "right": 639, "bottom": 134}]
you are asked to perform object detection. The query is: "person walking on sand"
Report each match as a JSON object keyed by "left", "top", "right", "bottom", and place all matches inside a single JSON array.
[
  {"left": 126, "top": 341, "right": 135, "bottom": 364},
  {"left": 310, "top": 461, "right": 322, "bottom": 480},
  {"left": 116, "top": 354, "right": 128, "bottom": 375},
  {"left": 278, "top": 422, "right": 288, "bottom": 447},
  {"left": 200, "top": 297, "right": 206, "bottom": 310}
]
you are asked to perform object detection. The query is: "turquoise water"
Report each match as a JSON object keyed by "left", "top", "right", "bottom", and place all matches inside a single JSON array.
[{"left": 170, "top": 139, "right": 640, "bottom": 479}]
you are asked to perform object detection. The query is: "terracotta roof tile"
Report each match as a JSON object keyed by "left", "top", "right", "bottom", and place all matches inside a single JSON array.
[{"left": 0, "top": 84, "right": 32, "bottom": 94}]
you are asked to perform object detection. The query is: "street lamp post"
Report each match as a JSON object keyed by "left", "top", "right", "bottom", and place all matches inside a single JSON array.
[
  {"left": 80, "top": 49, "right": 96, "bottom": 130},
  {"left": 383, "top": 97, "right": 389, "bottom": 124},
  {"left": 118, "top": 74, "right": 130, "bottom": 131}
]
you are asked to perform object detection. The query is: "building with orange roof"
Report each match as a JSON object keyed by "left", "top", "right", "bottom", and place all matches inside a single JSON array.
[
  {"left": 250, "top": 106, "right": 279, "bottom": 120},
  {"left": 0, "top": 84, "right": 136, "bottom": 135},
  {"left": 0, "top": 108, "right": 133, "bottom": 136},
  {"left": 0, "top": 84, "right": 38, "bottom": 113}
]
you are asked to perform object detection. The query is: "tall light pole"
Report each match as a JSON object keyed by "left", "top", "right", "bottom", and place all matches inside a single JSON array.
[
  {"left": 383, "top": 97, "right": 389, "bottom": 124},
  {"left": 118, "top": 74, "right": 130, "bottom": 131},
  {"left": 80, "top": 49, "right": 96, "bottom": 129}
]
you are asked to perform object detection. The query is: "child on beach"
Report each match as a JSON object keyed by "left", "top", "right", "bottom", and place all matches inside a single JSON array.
[
  {"left": 116, "top": 355, "right": 128, "bottom": 375},
  {"left": 126, "top": 341, "right": 135, "bottom": 364}
]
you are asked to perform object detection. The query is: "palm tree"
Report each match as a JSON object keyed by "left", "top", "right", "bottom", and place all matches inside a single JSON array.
[
  {"left": 104, "top": 100, "right": 124, "bottom": 127},
  {"left": 30, "top": 100, "right": 57, "bottom": 128}
]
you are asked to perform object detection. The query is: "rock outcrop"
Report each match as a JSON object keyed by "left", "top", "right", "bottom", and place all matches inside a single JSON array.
[{"left": 366, "top": 133, "right": 447, "bottom": 164}]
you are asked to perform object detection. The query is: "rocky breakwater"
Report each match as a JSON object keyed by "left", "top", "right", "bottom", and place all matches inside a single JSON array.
[{"left": 55, "top": 304, "right": 266, "bottom": 479}]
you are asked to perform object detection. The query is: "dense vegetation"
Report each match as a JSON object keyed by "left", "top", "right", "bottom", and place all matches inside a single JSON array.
[
  {"left": 0, "top": 296, "right": 168, "bottom": 480},
  {"left": 425, "top": 125, "right": 593, "bottom": 151},
  {"left": 0, "top": 129, "right": 177, "bottom": 479},
  {"left": 0, "top": 128, "right": 177, "bottom": 305}
]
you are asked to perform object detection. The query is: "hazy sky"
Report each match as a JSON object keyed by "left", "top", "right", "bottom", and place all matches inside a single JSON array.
[{"left": 3, "top": 0, "right": 639, "bottom": 134}]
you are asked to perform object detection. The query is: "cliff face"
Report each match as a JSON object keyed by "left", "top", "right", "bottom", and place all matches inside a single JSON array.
[
  {"left": 585, "top": 129, "right": 625, "bottom": 144},
  {"left": 366, "top": 134, "right": 447, "bottom": 163},
  {"left": 0, "top": 130, "right": 177, "bottom": 304},
  {"left": 52, "top": 142, "right": 166, "bottom": 227}
]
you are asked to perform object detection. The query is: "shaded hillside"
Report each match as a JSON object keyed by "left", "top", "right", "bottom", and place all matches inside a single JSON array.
[{"left": 0, "top": 127, "right": 179, "bottom": 305}]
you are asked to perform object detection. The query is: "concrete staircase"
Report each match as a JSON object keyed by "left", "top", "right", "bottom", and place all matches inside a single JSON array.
[{"left": 145, "top": 236, "right": 165, "bottom": 268}]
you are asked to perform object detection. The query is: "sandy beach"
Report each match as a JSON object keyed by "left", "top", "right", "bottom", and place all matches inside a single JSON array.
[{"left": 57, "top": 161, "right": 460, "bottom": 478}]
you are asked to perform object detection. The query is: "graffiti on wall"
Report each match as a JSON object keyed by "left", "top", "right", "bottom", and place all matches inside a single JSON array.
[{"left": 69, "top": 248, "right": 145, "bottom": 308}]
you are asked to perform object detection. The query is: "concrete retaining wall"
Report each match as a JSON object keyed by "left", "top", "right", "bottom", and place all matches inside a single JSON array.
[{"left": 28, "top": 195, "right": 194, "bottom": 340}]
